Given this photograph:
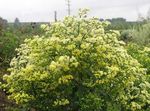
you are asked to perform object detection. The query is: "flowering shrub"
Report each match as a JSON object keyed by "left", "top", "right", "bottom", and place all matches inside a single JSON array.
[{"left": 2, "top": 10, "right": 150, "bottom": 111}]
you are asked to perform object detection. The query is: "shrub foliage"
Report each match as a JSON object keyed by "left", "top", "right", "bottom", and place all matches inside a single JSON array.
[{"left": 2, "top": 10, "right": 150, "bottom": 111}]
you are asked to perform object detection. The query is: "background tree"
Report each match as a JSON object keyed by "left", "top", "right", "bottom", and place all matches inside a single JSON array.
[
  {"left": 147, "top": 8, "right": 150, "bottom": 20},
  {"left": 0, "top": 17, "right": 7, "bottom": 35},
  {"left": 14, "top": 18, "right": 21, "bottom": 29}
]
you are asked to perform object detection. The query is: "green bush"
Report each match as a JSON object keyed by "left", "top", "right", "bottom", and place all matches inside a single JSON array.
[
  {"left": 131, "top": 23, "right": 150, "bottom": 46},
  {"left": 2, "top": 10, "right": 150, "bottom": 111},
  {"left": 127, "top": 43, "right": 150, "bottom": 75},
  {"left": 120, "top": 30, "right": 133, "bottom": 43},
  {"left": 0, "top": 30, "right": 19, "bottom": 68}
]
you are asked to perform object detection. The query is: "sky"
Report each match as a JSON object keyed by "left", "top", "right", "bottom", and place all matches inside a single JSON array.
[{"left": 0, "top": 0, "right": 150, "bottom": 22}]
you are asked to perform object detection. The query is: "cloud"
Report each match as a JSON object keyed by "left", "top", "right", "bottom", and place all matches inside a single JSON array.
[{"left": 0, "top": 0, "right": 150, "bottom": 22}]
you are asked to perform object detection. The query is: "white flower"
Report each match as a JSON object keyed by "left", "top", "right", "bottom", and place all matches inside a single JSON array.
[
  {"left": 40, "top": 24, "right": 47, "bottom": 29},
  {"left": 49, "top": 61, "right": 57, "bottom": 71}
]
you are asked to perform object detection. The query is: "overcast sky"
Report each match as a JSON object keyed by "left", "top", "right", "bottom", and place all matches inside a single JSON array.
[{"left": 0, "top": 0, "right": 150, "bottom": 22}]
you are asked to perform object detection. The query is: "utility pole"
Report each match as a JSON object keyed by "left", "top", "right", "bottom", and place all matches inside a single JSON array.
[
  {"left": 54, "top": 11, "right": 57, "bottom": 22},
  {"left": 66, "top": 0, "right": 71, "bottom": 16}
]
